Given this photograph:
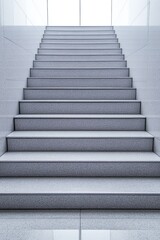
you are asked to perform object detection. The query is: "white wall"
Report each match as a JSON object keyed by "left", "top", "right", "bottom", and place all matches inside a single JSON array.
[
  {"left": 0, "top": 0, "right": 46, "bottom": 156},
  {"left": 114, "top": 0, "right": 160, "bottom": 155}
]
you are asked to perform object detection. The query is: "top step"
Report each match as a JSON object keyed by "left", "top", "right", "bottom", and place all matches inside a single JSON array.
[
  {"left": 44, "top": 30, "right": 115, "bottom": 35},
  {"left": 46, "top": 26, "right": 113, "bottom": 31},
  {"left": 44, "top": 31, "right": 115, "bottom": 36},
  {"left": 43, "top": 34, "right": 117, "bottom": 40}
]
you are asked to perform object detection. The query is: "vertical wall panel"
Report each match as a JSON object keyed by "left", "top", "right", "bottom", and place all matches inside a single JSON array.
[
  {"left": 115, "top": 0, "right": 160, "bottom": 155},
  {"left": 0, "top": 0, "right": 46, "bottom": 155}
]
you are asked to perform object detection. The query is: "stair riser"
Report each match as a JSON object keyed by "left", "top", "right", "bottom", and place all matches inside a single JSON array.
[
  {"left": 15, "top": 118, "right": 145, "bottom": 131},
  {"left": 36, "top": 55, "right": 124, "bottom": 61},
  {"left": 42, "top": 39, "right": 118, "bottom": 43},
  {"left": 0, "top": 162, "right": 157, "bottom": 177},
  {"left": 43, "top": 35, "right": 117, "bottom": 39},
  {"left": 46, "top": 26, "right": 113, "bottom": 30},
  {"left": 33, "top": 61, "right": 126, "bottom": 68},
  {"left": 27, "top": 78, "right": 132, "bottom": 88},
  {"left": 44, "top": 30, "right": 115, "bottom": 35},
  {"left": 38, "top": 49, "right": 122, "bottom": 54},
  {"left": 0, "top": 194, "right": 159, "bottom": 209},
  {"left": 7, "top": 138, "right": 153, "bottom": 152},
  {"left": 20, "top": 102, "right": 141, "bottom": 114},
  {"left": 40, "top": 43, "right": 120, "bottom": 49},
  {"left": 24, "top": 89, "right": 136, "bottom": 100},
  {"left": 30, "top": 69, "right": 129, "bottom": 78}
]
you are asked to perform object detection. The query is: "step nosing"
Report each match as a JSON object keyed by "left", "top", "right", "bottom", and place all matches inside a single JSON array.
[
  {"left": 20, "top": 100, "right": 140, "bottom": 102},
  {"left": 15, "top": 116, "right": 145, "bottom": 119},
  {"left": 31, "top": 67, "right": 128, "bottom": 70},
  {"left": 27, "top": 77, "right": 131, "bottom": 79},
  {"left": 24, "top": 87, "right": 135, "bottom": 90},
  {"left": 36, "top": 54, "right": 124, "bottom": 56},
  {"left": 34, "top": 60, "right": 126, "bottom": 63},
  {"left": 39, "top": 48, "right": 121, "bottom": 50},
  {"left": 1, "top": 193, "right": 160, "bottom": 195},
  {"left": 40, "top": 42, "right": 118, "bottom": 43}
]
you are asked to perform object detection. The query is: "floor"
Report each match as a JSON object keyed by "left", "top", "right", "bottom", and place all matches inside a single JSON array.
[{"left": 1, "top": 210, "right": 160, "bottom": 239}]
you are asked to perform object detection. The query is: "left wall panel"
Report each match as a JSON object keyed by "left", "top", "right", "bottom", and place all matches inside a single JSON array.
[{"left": 0, "top": 0, "right": 46, "bottom": 155}]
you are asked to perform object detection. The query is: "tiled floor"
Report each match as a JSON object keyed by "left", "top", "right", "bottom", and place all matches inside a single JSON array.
[{"left": 1, "top": 210, "right": 160, "bottom": 239}]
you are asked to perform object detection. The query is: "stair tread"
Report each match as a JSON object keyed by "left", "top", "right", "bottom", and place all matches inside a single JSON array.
[
  {"left": 0, "top": 177, "right": 160, "bottom": 194},
  {"left": 36, "top": 54, "right": 123, "bottom": 56},
  {"left": 28, "top": 77, "right": 131, "bottom": 79},
  {"left": 39, "top": 48, "right": 120, "bottom": 50},
  {"left": 15, "top": 114, "right": 144, "bottom": 119},
  {"left": 0, "top": 152, "right": 159, "bottom": 162},
  {"left": 20, "top": 100, "right": 140, "bottom": 102},
  {"left": 24, "top": 87, "right": 134, "bottom": 90},
  {"left": 31, "top": 67, "right": 127, "bottom": 70},
  {"left": 34, "top": 60, "right": 125, "bottom": 62},
  {"left": 7, "top": 131, "right": 152, "bottom": 138},
  {"left": 41, "top": 42, "right": 118, "bottom": 44}
]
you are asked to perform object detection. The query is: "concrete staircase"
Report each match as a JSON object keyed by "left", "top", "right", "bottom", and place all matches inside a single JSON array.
[{"left": 0, "top": 26, "right": 160, "bottom": 209}]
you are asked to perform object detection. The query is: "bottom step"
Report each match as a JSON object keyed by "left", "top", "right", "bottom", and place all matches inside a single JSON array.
[{"left": 0, "top": 177, "right": 160, "bottom": 209}]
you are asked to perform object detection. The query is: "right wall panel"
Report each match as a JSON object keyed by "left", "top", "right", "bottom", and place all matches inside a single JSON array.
[{"left": 114, "top": 0, "right": 160, "bottom": 155}]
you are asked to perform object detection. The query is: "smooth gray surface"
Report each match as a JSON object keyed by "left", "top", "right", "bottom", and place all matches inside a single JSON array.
[
  {"left": 30, "top": 68, "right": 129, "bottom": 78},
  {"left": 0, "top": 152, "right": 159, "bottom": 177},
  {"left": 14, "top": 114, "right": 145, "bottom": 131},
  {"left": 42, "top": 38, "right": 118, "bottom": 43},
  {"left": 0, "top": 178, "right": 160, "bottom": 209},
  {"left": 19, "top": 100, "right": 141, "bottom": 114},
  {"left": 2, "top": 210, "right": 160, "bottom": 233},
  {"left": 44, "top": 30, "right": 115, "bottom": 35},
  {"left": 38, "top": 48, "right": 122, "bottom": 54},
  {"left": 7, "top": 131, "right": 153, "bottom": 152},
  {"left": 36, "top": 54, "right": 124, "bottom": 61},
  {"left": 24, "top": 88, "right": 135, "bottom": 100},
  {"left": 40, "top": 43, "right": 120, "bottom": 49},
  {"left": 43, "top": 35, "right": 117, "bottom": 39},
  {"left": 27, "top": 77, "right": 132, "bottom": 87},
  {"left": 7, "top": 131, "right": 152, "bottom": 138},
  {"left": 46, "top": 26, "right": 113, "bottom": 30},
  {"left": 33, "top": 60, "right": 127, "bottom": 68},
  {"left": 0, "top": 177, "right": 160, "bottom": 193}
]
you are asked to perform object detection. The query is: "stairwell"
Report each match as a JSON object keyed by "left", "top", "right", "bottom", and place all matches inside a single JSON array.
[{"left": 0, "top": 26, "right": 160, "bottom": 209}]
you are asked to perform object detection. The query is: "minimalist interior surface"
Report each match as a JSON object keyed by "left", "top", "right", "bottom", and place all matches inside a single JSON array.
[{"left": 0, "top": 0, "right": 160, "bottom": 238}]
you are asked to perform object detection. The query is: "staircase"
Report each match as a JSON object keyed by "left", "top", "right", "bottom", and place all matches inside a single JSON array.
[{"left": 0, "top": 26, "right": 160, "bottom": 209}]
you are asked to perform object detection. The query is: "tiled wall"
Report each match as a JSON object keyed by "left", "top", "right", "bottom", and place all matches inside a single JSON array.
[
  {"left": 114, "top": 0, "right": 160, "bottom": 155},
  {"left": 0, "top": 0, "right": 46, "bottom": 156}
]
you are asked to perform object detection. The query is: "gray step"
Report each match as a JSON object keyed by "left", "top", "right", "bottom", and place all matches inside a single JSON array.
[
  {"left": 38, "top": 48, "right": 122, "bottom": 54},
  {"left": 42, "top": 39, "right": 118, "bottom": 43},
  {"left": 14, "top": 114, "right": 145, "bottom": 131},
  {"left": 43, "top": 35, "right": 117, "bottom": 40},
  {"left": 35, "top": 54, "right": 124, "bottom": 61},
  {"left": 44, "top": 31, "right": 115, "bottom": 35},
  {"left": 33, "top": 60, "right": 126, "bottom": 68},
  {"left": 27, "top": 77, "right": 132, "bottom": 88},
  {"left": 0, "top": 177, "right": 160, "bottom": 209},
  {"left": 24, "top": 87, "right": 136, "bottom": 100},
  {"left": 0, "top": 152, "right": 159, "bottom": 177},
  {"left": 19, "top": 100, "right": 141, "bottom": 114},
  {"left": 30, "top": 68, "right": 129, "bottom": 78},
  {"left": 7, "top": 131, "right": 153, "bottom": 152},
  {"left": 40, "top": 43, "right": 120, "bottom": 49},
  {"left": 44, "top": 30, "right": 115, "bottom": 35},
  {"left": 46, "top": 26, "right": 114, "bottom": 30}
]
